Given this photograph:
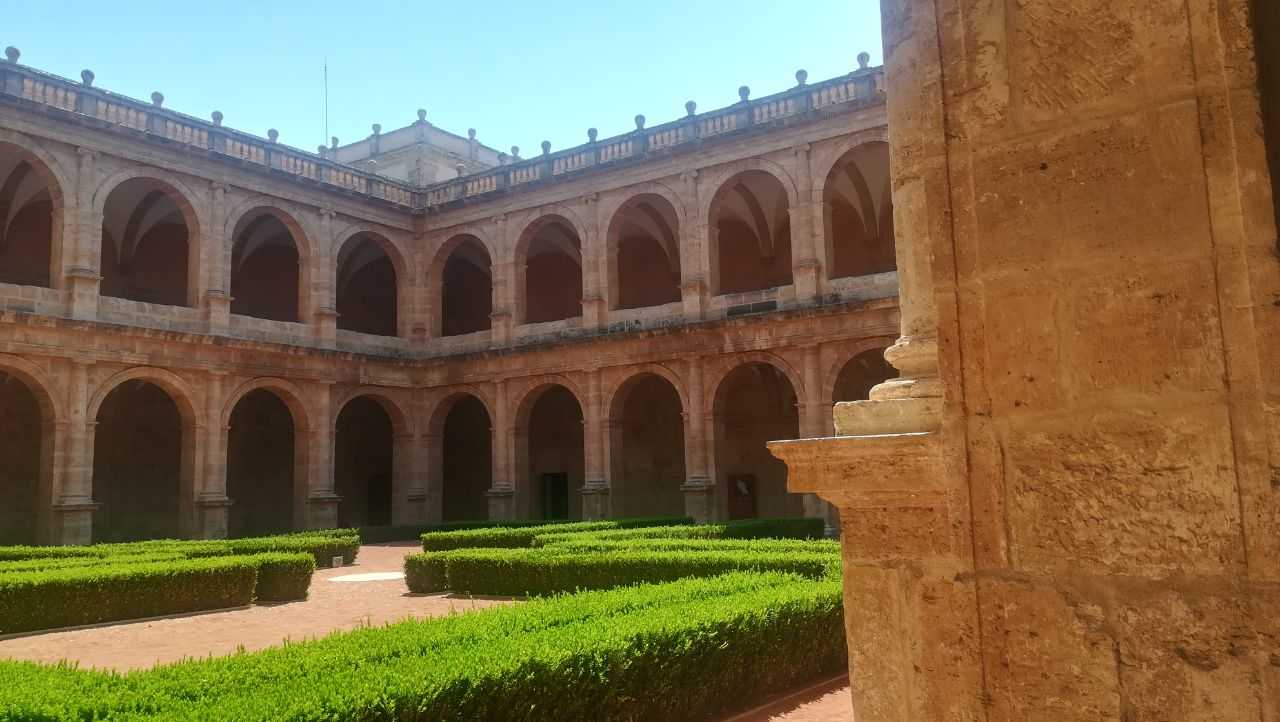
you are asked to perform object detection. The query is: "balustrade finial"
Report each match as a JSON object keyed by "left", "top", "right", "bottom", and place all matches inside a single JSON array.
[
  {"left": 150, "top": 91, "right": 164, "bottom": 107},
  {"left": 267, "top": 128, "right": 279, "bottom": 143},
  {"left": 498, "top": 152, "right": 508, "bottom": 165},
  {"left": 80, "top": 69, "right": 95, "bottom": 87},
  {"left": 541, "top": 140, "right": 551, "bottom": 156},
  {"left": 4, "top": 47, "right": 19, "bottom": 63},
  {"left": 685, "top": 100, "right": 696, "bottom": 116},
  {"left": 587, "top": 128, "right": 598, "bottom": 142},
  {"left": 317, "top": 144, "right": 327, "bottom": 154},
  {"left": 211, "top": 110, "right": 223, "bottom": 126},
  {"left": 634, "top": 114, "right": 646, "bottom": 131},
  {"left": 857, "top": 52, "right": 870, "bottom": 70},
  {"left": 510, "top": 145, "right": 520, "bottom": 159},
  {"left": 738, "top": 85, "right": 750, "bottom": 102},
  {"left": 371, "top": 124, "right": 382, "bottom": 136},
  {"left": 468, "top": 128, "right": 476, "bottom": 140},
  {"left": 417, "top": 109, "right": 427, "bottom": 123},
  {"left": 456, "top": 162, "right": 466, "bottom": 177},
  {"left": 795, "top": 69, "right": 808, "bottom": 86},
  {"left": 331, "top": 136, "right": 339, "bottom": 149}
]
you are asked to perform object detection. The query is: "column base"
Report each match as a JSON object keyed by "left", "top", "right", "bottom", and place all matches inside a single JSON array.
[
  {"left": 580, "top": 484, "right": 611, "bottom": 520},
  {"left": 305, "top": 492, "right": 341, "bottom": 530},
  {"left": 53, "top": 497, "right": 99, "bottom": 546},
  {"left": 486, "top": 487, "right": 516, "bottom": 521},
  {"left": 399, "top": 489, "right": 430, "bottom": 526},
  {"left": 680, "top": 478, "right": 716, "bottom": 523},
  {"left": 195, "top": 494, "right": 233, "bottom": 540}
]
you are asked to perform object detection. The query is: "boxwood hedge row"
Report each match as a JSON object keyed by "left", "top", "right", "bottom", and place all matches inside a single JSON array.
[
  {"left": 419, "top": 516, "right": 693, "bottom": 551},
  {"left": 0, "top": 571, "right": 845, "bottom": 721}
]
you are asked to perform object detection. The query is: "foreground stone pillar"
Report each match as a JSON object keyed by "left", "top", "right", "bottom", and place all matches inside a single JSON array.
[
  {"left": 195, "top": 371, "right": 230, "bottom": 539},
  {"left": 772, "top": 1, "right": 1280, "bottom": 720},
  {"left": 55, "top": 359, "right": 97, "bottom": 545}
]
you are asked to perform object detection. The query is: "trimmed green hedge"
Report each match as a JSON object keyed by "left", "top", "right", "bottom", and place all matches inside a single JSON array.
[
  {"left": 251, "top": 552, "right": 316, "bottom": 602},
  {"left": 0, "top": 572, "right": 845, "bottom": 721},
  {"left": 539, "top": 536, "right": 841, "bottom": 555},
  {"left": 531, "top": 517, "right": 824, "bottom": 547},
  {"left": 420, "top": 517, "right": 693, "bottom": 551},
  {"left": 405, "top": 547, "right": 838, "bottom": 595},
  {"left": 359, "top": 519, "right": 580, "bottom": 543},
  {"left": 0, "top": 556, "right": 259, "bottom": 635}
]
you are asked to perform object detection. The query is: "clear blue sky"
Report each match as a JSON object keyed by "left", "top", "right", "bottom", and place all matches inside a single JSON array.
[{"left": 7, "top": 1, "right": 882, "bottom": 154}]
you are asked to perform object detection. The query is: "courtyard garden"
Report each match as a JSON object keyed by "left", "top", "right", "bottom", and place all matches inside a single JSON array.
[{"left": 0, "top": 517, "right": 847, "bottom": 721}]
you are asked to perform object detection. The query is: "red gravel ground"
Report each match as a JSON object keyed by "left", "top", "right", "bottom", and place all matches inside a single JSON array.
[
  {"left": 0, "top": 542, "right": 508, "bottom": 671},
  {"left": 0, "top": 541, "right": 853, "bottom": 720}
]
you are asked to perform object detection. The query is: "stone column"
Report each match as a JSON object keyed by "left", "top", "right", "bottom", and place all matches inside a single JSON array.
[
  {"left": 486, "top": 377, "right": 516, "bottom": 520},
  {"left": 55, "top": 359, "right": 97, "bottom": 544},
  {"left": 204, "top": 183, "right": 231, "bottom": 334},
  {"left": 392, "top": 431, "right": 426, "bottom": 525},
  {"left": 304, "top": 382, "right": 339, "bottom": 529},
  {"left": 313, "top": 208, "right": 338, "bottom": 348},
  {"left": 65, "top": 148, "right": 99, "bottom": 321},
  {"left": 491, "top": 216, "right": 514, "bottom": 345},
  {"left": 419, "top": 430, "right": 443, "bottom": 524},
  {"left": 679, "top": 170, "right": 708, "bottom": 321},
  {"left": 580, "top": 368, "right": 610, "bottom": 519},
  {"left": 580, "top": 194, "right": 606, "bottom": 331},
  {"left": 195, "top": 371, "right": 231, "bottom": 539},
  {"left": 789, "top": 143, "right": 822, "bottom": 304},
  {"left": 680, "top": 355, "right": 714, "bottom": 522},
  {"left": 797, "top": 344, "right": 830, "bottom": 527}
]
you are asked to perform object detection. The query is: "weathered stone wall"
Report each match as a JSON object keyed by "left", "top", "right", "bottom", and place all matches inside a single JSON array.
[{"left": 775, "top": 0, "right": 1280, "bottom": 719}]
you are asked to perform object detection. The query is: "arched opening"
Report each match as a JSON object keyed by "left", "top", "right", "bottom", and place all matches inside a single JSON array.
[
  {"left": 713, "top": 362, "right": 800, "bottom": 519},
  {"left": 93, "top": 381, "right": 183, "bottom": 541},
  {"left": 709, "top": 171, "right": 792, "bottom": 295},
  {"left": 0, "top": 145, "right": 59, "bottom": 289},
  {"left": 336, "top": 234, "right": 398, "bottom": 337},
  {"left": 0, "top": 371, "right": 44, "bottom": 544},
  {"left": 99, "top": 178, "right": 193, "bottom": 307},
  {"left": 230, "top": 210, "right": 302, "bottom": 322},
  {"left": 334, "top": 396, "right": 394, "bottom": 528},
  {"left": 609, "top": 374, "right": 685, "bottom": 517},
  {"left": 607, "top": 195, "right": 681, "bottom": 310},
  {"left": 518, "top": 216, "right": 582, "bottom": 324},
  {"left": 833, "top": 348, "right": 898, "bottom": 404},
  {"left": 517, "top": 384, "right": 584, "bottom": 520},
  {"left": 439, "top": 236, "right": 492, "bottom": 336},
  {"left": 438, "top": 394, "right": 492, "bottom": 521},
  {"left": 226, "top": 389, "right": 296, "bottom": 537},
  {"left": 824, "top": 142, "right": 896, "bottom": 280}
]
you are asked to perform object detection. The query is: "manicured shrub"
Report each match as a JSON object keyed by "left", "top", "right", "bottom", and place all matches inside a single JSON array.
[
  {"left": 405, "top": 547, "right": 837, "bottom": 596},
  {"left": 420, "top": 517, "right": 692, "bottom": 551},
  {"left": 539, "top": 536, "right": 841, "bottom": 555},
  {"left": 0, "top": 552, "right": 189, "bottom": 574},
  {"left": 531, "top": 517, "right": 824, "bottom": 547},
  {"left": 721, "top": 516, "right": 825, "bottom": 539},
  {"left": 0, "top": 572, "right": 845, "bottom": 721},
  {"left": 0, "top": 556, "right": 258, "bottom": 635},
  {"left": 251, "top": 552, "right": 316, "bottom": 602}
]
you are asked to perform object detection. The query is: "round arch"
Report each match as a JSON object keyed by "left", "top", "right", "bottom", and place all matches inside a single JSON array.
[
  {"left": 0, "top": 133, "right": 73, "bottom": 204},
  {"left": 89, "top": 366, "right": 200, "bottom": 425},
  {"left": 220, "top": 376, "right": 311, "bottom": 432},
  {"left": 512, "top": 374, "right": 588, "bottom": 429},
  {"left": 822, "top": 339, "right": 898, "bottom": 408},
  {"left": 0, "top": 353, "right": 61, "bottom": 423},
  {"left": 513, "top": 211, "right": 588, "bottom": 325},
  {"left": 604, "top": 192, "right": 684, "bottom": 310},
  {"left": 0, "top": 354, "right": 61, "bottom": 544},
  {"left": 811, "top": 129, "right": 891, "bottom": 198},
  {"left": 332, "top": 386, "right": 411, "bottom": 436},
  {"left": 705, "top": 351, "right": 805, "bottom": 413},
  {"left": 334, "top": 230, "right": 405, "bottom": 337},
  {"left": 703, "top": 162, "right": 799, "bottom": 296},
  {"left": 222, "top": 377, "right": 311, "bottom": 535},
  {"left": 427, "top": 387, "right": 496, "bottom": 523},
  {"left": 699, "top": 158, "right": 800, "bottom": 227},
  {"left": 426, "top": 385, "right": 496, "bottom": 437},
  {"left": 94, "top": 171, "right": 204, "bottom": 307},
  {"left": 598, "top": 181, "right": 687, "bottom": 231},
  {"left": 0, "top": 138, "right": 70, "bottom": 290},
  {"left": 225, "top": 201, "right": 314, "bottom": 323},
  {"left": 512, "top": 375, "right": 587, "bottom": 520},
  {"left": 605, "top": 363, "right": 689, "bottom": 422},
  {"left": 428, "top": 233, "right": 495, "bottom": 337}
]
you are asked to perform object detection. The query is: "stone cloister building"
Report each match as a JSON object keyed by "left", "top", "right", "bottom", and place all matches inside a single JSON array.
[{"left": 0, "top": 49, "right": 898, "bottom": 545}]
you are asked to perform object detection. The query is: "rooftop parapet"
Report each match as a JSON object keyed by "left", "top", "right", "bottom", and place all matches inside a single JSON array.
[{"left": 0, "top": 46, "right": 885, "bottom": 212}]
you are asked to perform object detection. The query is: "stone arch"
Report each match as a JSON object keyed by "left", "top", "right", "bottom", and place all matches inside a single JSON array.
[
  {"left": 429, "top": 232, "right": 494, "bottom": 337},
  {"left": 94, "top": 171, "right": 204, "bottom": 307},
  {"left": 0, "top": 137, "right": 69, "bottom": 290},
  {"left": 605, "top": 363, "right": 690, "bottom": 419},
  {"left": 0, "top": 354, "right": 61, "bottom": 544},
  {"left": 704, "top": 162, "right": 799, "bottom": 295},
  {"left": 710, "top": 355, "right": 804, "bottom": 520},
  {"left": 607, "top": 366, "right": 688, "bottom": 519},
  {"left": 89, "top": 367, "right": 201, "bottom": 541},
  {"left": 703, "top": 351, "right": 805, "bottom": 413},
  {"left": 225, "top": 201, "right": 314, "bottom": 323},
  {"left": 512, "top": 376, "right": 587, "bottom": 520},
  {"left": 605, "top": 191, "right": 683, "bottom": 310},
  {"left": 222, "top": 377, "right": 311, "bottom": 535},
  {"left": 822, "top": 339, "right": 899, "bottom": 409},
  {"left": 334, "top": 229, "right": 405, "bottom": 337},
  {"left": 699, "top": 157, "right": 800, "bottom": 226},
  {"left": 332, "top": 386, "right": 411, "bottom": 436},
  {"left": 513, "top": 209, "right": 589, "bottom": 324},
  {"left": 820, "top": 139, "right": 895, "bottom": 280},
  {"left": 333, "top": 389, "right": 408, "bottom": 528},
  {"left": 427, "top": 387, "right": 496, "bottom": 523},
  {"left": 811, "top": 129, "right": 891, "bottom": 198}
]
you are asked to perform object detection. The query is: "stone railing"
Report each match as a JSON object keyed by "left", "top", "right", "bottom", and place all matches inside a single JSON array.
[
  {"left": 0, "top": 49, "right": 883, "bottom": 214},
  {"left": 0, "top": 55, "right": 422, "bottom": 209},
  {"left": 406, "top": 65, "right": 885, "bottom": 210}
]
